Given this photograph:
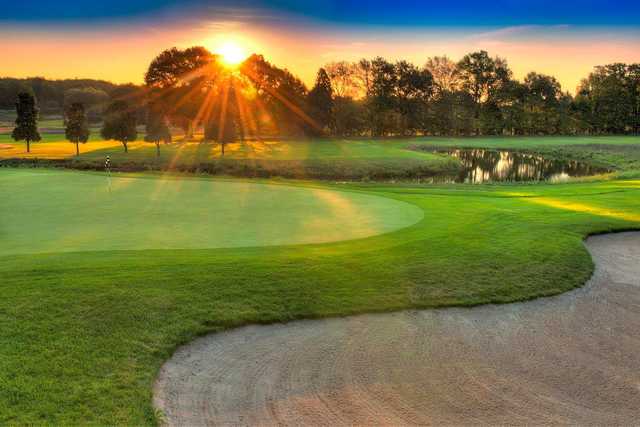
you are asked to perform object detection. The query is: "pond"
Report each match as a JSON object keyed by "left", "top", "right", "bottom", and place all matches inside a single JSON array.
[{"left": 430, "top": 149, "right": 609, "bottom": 184}]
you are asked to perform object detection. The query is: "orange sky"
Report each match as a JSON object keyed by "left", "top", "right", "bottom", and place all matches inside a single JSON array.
[{"left": 1, "top": 23, "right": 639, "bottom": 94}]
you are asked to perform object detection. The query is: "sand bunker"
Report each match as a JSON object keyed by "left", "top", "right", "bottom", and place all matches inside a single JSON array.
[{"left": 154, "top": 232, "right": 640, "bottom": 425}]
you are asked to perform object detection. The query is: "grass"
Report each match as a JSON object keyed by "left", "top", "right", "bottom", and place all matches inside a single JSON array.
[
  {"left": 0, "top": 135, "right": 460, "bottom": 180},
  {"left": 2, "top": 134, "right": 640, "bottom": 180},
  {"left": 2, "top": 169, "right": 422, "bottom": 255},
  {"left": 1, "top": 134, "right": 640, "bottom": 424},
  {"left": 1, "top": 165, "right": 640, "bottom": 424},
  {"left": 408, "top": 135, "right": 640, "bottom": 178}
]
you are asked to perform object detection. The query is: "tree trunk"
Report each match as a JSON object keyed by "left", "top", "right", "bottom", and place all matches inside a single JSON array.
[
  {"left": 186, "top": 120, "right": 195, "bottom": 140},
  {"left": 221, "top": 142, "right": 225, "bottom": 157},
  {"left": 76, "top": 142, "right": 80, "bottom": 156},
  {"left": 156, "top": 142, "right": 160, "bottom": 157},
  {"left": 26, "top": 140, "right": 30, "bottom": 153},
  {"left": 123, "top": 141, "right": 128, "bottom": 153}
]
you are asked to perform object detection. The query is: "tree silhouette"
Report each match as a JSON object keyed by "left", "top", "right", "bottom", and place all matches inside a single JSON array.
[
  {"left": 12, "top": 92, "right": 41, "bottom": 153},
  {"left": 145, "top": 46, "right": 220, "bottom": 139},
  {"left": 65, "top": 102, "right": 90, "bottom": 156},
  {"left": 101, "top": 100, "right": 137, "bottom": 153},
  {"left": 307, "top": 68, "right": 334, "bottom": 135},
  {"left": 145, "top": 103, "right": 171, "bottom": 157}
]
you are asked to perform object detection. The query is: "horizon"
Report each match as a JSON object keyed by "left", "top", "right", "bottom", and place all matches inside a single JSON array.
[{"left": 1, "top": 1, "right": 639, "bottom": 93}]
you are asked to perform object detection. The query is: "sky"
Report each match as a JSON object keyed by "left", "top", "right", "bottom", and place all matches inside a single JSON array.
[{"left": 1, "top": 0, "right": 639, "bottom": 93}]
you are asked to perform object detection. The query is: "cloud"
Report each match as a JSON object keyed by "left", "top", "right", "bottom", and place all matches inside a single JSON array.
[{"left": 468, "top": 25, "right": 573, "bottom": 41}]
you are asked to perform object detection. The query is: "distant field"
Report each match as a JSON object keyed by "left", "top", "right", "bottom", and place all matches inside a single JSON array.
[
  {"left": 2, "top": 133, "right": 640, "bottom": 180},
  {"left": 0, "top": 134, "right": 461, "bottom": 180}
]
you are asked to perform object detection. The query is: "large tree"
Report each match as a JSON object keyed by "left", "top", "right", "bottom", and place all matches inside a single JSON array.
[
  {"left": 457, "top": 51, "right": 511, "bottom": 134},
  {"left": 324, "top": 61, "right": 363, "bottom": 98},
  {"left": 101, "top": 100, "right": 137, "bottom": 153},
  {"left": 145, "top": 46, "right": 219, "bottom": 139},
  {"left": 307, "top": 68, "right": 334, "bottom": 135},
  {"left": 12, "top": 92, "right": 41, "bottom": 153},
  {"left": 65, "top": 102, "right": 90, "bottom": 156},
  {"left": 576, "top": 63, "right": 640, "bottom": 134},
  {"left": 204, "top": 82, "right": 240, "bottom": 156},
  {"left": 240, "top": 54, "right": 312, "bottom": 137},
  {"left": 144, "top": 103, "right": 171, "bottom": 157},
  {"left": 395, "top": 60, "right": 433, "bottom": 135},
  {"left": 365, "top": 57, "right": 398, "bottom": 136},
  {"left": 523, "top": 72, "right": 563, "bottom": 134}
]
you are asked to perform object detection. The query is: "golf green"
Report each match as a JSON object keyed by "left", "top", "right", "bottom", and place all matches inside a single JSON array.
[{"left": 1, "top": 169, "right": 423, "bottom": 255}]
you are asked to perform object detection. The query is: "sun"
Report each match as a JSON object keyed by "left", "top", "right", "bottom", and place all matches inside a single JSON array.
[{"left": 216, "top": 42, "right": 247, "bottom": 67}]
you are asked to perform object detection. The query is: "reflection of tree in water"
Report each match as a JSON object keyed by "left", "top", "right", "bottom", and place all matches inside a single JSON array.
[{"left": 433, "top": 149, "right": 607, "bottom": 184}]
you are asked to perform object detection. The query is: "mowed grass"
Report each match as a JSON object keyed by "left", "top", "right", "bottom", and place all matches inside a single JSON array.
[
  {"left": 1, "top": 167, "right": 640, "bottom": 424},
  {"left": 3, "top": 134, "right": 640, "bottom": 180},
  {"left": 0, "top": 133, "right": 444, "bottom": 161},
  {"left": 1, "top": 169, "right": 422, "bottom": 255},
  {"left": 0, "top": 134, "right": 459, "bottom": 180}
]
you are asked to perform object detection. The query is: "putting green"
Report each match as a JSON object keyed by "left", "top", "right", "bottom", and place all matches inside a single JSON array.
[{"left": 1, "top": 169, "right": 423, "bottom": 255}]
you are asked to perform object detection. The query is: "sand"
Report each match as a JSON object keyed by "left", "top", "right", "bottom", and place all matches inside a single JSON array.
[{"left": 154, "top": 232, "right": 640, "bottom": 425}]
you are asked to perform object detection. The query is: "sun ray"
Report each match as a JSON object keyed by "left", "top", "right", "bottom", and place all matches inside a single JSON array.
[{"left": 215, "top": 42, "right": 247, "bottom": 68}]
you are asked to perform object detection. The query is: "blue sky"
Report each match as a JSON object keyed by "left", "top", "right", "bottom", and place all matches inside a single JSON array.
[
  {"left": 1, "top": 0, "right": 638, "bottom": 91},
  {"left": 2, "top": 0, "right": 639, "bottom": 26}
]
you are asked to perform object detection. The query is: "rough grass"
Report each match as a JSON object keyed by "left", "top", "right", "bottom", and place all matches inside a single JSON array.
[{"left": 1, "top": 168, "right": 640, "bottom": 424}]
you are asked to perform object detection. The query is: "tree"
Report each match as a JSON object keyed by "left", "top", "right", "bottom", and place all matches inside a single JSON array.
[
  {"left": 204, "top": 83, "right": 239, "bottom": 155},
  {"left": 144, "top": 103, "right": 171, "bottom": 157},
  {"left": 523, "top": 72, "right": 563, "bottom": 134},
  {"left": 101, "top": 100, "right": 137, "bottom": 152},
  {"left": 395, "top": 61, "right": 433, "bottom": 134},
  {"left": 425, "top": 56, "right": 461, "bottom": 93},
  {"left": 332, "top": 96, "right": 366, "bottom": 136},
  {"left": 365, "top": 57, "right": 398, "bottom": 136},
  {"left": 575, "top": 63, "right": 640, "bottom": 134},
  {"left": 65, "top": 102, "right": 90, "bottom": 156},
  {"left": 307, "top": 68, "right": 334, "bottom": 135},
  {"left": 12, "top": 92, "right": 41, "bottom": 153},
  {"left": 145, "top": 46, "right": 219, "bottom": 139},
  {"left": 324, "top": 61, "right": 363, "bottom": 98},
  {"left": 457, "top": 51, "right": 511, "bottom": 134},
  {"left": 219, "top": 113, "right": 237, "bottom": 156},
  {"left": 240, "top": 54, "right": 312, "bottom": 137},
  {"left": 63, "top": 87, "right": 109, "bottom": 123},
  {"left": 427, "top": 90, "right": 475, "bottom": 136},
  {"left": 625, "top": 64, "right": 640, "bottom": 135}
]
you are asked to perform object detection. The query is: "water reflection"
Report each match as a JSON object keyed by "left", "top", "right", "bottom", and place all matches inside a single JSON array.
[{"left": 432, "top": 149, "right": 608, "bottom": 184}]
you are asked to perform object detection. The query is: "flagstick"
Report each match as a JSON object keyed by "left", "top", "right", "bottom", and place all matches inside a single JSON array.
[{"left": 105, "top": 156, "right": 112, "bottom": 194}]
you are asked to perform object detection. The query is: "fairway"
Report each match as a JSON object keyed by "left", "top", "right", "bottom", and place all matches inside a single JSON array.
[
  {"left": 2, "top": 165, "right": 640, "bottom": 424},
  {"left": 1, "top": 169, "right": 423, "bottom": 255}
]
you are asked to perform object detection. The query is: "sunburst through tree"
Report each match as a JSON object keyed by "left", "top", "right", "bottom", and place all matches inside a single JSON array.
[{"left": 143, "top": 44, "right": 321, "bottom": 155}]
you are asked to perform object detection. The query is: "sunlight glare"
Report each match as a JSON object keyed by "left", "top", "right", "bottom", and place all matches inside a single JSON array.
[{"left": 216, "top": 41, "right": 247, "bottom": 67}]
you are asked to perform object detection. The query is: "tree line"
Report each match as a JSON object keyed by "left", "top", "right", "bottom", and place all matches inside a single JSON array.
[
  {"left": 8, "top": 48, "right": 640, "bottom": 156},
  {"left": 0, "top": 77, "right": 140, "bottom": 121},
  {"left": 141, "top": 48, "right": 640, "bottom": 140},
  {"left": 319, "top": 53, "right": 640, "bottom": 136}
]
